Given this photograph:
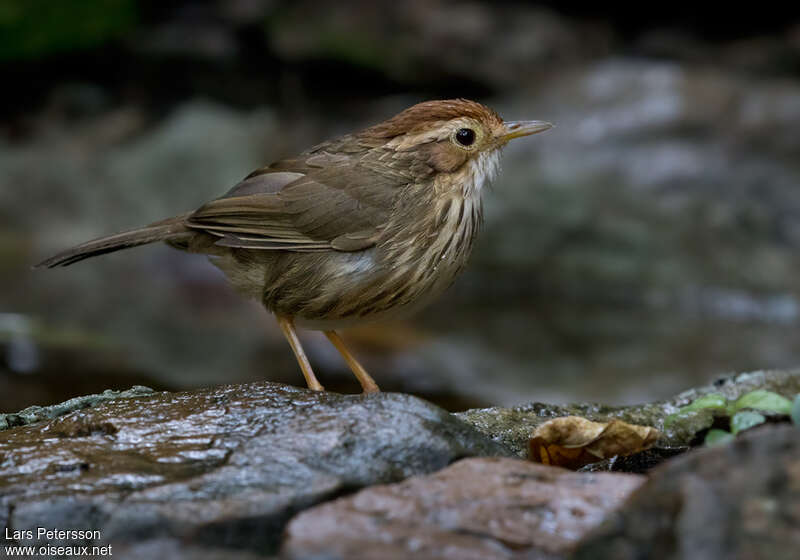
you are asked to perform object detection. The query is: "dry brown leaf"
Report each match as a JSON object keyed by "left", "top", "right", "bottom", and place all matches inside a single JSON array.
[{"left": 528, "top": 416, "right": 660, "bottom": 469}]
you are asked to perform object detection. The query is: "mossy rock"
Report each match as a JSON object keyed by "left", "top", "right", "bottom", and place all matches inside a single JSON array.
[{"left": 456, "top": 369, "right": 800, "bottom": 456}]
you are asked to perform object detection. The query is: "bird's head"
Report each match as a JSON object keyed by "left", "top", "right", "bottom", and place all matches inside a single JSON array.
[{"left": 359, "top": 99, "right": 552, "bottom": 191}]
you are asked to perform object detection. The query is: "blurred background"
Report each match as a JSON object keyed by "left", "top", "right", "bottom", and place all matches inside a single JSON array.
[{"left": 2, "top": 0, "right": 800, "bottom": 412}]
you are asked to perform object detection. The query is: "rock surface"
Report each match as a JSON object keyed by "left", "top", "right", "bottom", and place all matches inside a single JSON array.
[
  {"left": 0, "top": 385, "right": 154, "bottom": 430},
  {"left": 0, "top": 382, "right": 508, "bottom": 555},
  {"left": 282, "top": 457, "right": 645, "bottom": 560},
  {"left": 2, "top": 375, "right": 798, "bottom": 558},
  {"left": 572, "top": 423, "right": 800, "bottom": 560},
  {"left": 457, "top": 369, "right": 800, "bottom": 457}
]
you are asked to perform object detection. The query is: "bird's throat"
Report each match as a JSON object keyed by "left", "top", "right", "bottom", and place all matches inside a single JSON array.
[{"left": 462, "top": 148, "right": 502, "bottom": 197}]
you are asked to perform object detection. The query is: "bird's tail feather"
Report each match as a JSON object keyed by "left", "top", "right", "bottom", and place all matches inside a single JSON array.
[{"left": 35, "top": 214, "right": 191, "bottom": 268}]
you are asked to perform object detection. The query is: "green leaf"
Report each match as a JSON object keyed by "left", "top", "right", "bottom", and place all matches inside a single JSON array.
[
  {"left": 730, "top": 411, "right": 766, "bottom": 435},
  {"left": 731, "top": 390, "right": 792, "bottom": 414},
  {"left": 791, "top": 395, "right": 800, "bottom": 427},
  {"left": 663, "top": 393, "right": 728, "bottom": 429},
  {"left": 680, "top": 393, "right": 728, "bottom": 412},
  {"left": 704, "top": 429, "right": 735, "bottom": 446}
]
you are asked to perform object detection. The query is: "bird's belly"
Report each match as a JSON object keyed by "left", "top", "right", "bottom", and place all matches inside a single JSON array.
[
  {"left": 293, "top": 267, "right": 456, "bottom": 330},
  {"left": 291, "top": 246, "right": 467, "bottom": 330}
]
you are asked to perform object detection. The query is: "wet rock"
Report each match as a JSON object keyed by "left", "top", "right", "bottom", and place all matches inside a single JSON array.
[
  {"left": 282, "top": 457, "right": 645, "bottom": 560},
  {"left": 572, "top": 423, "right": 800, "bottom": 560},
  {"left": 457, "top": 369, "right": 800, "bottom": 457},
  {"left": 0, "top": 382, "right": 509, "bottom": 555},
  {"left": 0, "top": 385, "right": 154, "bottom": 430}
]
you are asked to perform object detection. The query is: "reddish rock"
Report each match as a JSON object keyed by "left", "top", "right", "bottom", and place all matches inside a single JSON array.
[{"left": 282, "top": 457, "right": 645, "bottom": 559}]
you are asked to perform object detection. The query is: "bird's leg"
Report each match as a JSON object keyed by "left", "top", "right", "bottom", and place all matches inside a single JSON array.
[
  {"left": 276, "top": 314, "right": 324, "bottom": 391},
  {"left": 323, "top": 330, "right": 380, "bottom": 394}
]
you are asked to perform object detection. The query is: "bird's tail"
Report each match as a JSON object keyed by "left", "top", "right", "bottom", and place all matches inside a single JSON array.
[{"left": 35, "top": 214, "right": 192, "bottom": 268}]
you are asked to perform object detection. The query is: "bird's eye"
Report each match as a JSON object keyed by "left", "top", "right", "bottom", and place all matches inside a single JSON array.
[{"left": 455, "top": 128, "right": 476, "bottom": 147}]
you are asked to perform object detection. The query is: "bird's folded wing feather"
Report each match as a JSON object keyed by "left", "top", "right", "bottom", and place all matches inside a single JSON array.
[{"left": 185, "top": 150, "right": 404, "bottom": 252}]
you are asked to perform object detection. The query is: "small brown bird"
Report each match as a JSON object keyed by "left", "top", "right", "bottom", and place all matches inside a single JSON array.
[{"left": 38, "top": 99, "right": 552, "bottom": 393}]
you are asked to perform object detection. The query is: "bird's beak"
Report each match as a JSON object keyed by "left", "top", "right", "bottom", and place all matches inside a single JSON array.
[{"left": 501, "top": 120, "right": 554, "bottom": 142}]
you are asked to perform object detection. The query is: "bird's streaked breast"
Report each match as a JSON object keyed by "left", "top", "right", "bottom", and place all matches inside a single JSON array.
[{"left": 285, "top": 147, "right": 503, "bottom": 328}]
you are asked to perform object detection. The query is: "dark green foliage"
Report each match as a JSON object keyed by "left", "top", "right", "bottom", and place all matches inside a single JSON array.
[{"left": 0, "top": 0, "right": 136, "bottom": 60}]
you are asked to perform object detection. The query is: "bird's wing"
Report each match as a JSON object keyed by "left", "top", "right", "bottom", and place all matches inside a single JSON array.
[{"left": 186, "top": 149, "right": 405, "bottom": 252}]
